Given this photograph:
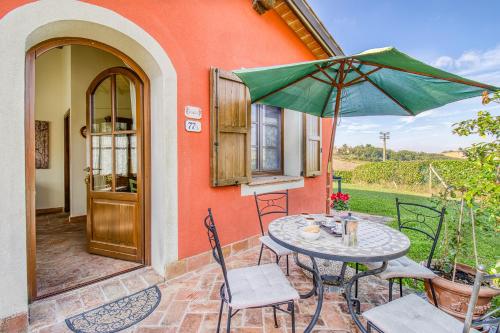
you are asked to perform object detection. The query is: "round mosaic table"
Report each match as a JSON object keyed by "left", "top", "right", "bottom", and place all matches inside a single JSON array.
[{"left": 268, "top": 214, "right": 410, "bottom": 333}]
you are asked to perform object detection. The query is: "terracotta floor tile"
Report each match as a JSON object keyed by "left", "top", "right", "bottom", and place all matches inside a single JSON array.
[
  {"left": 36, "top": 213, "right": 140, "bottom": 297},
  {"left": 28, "top": 213, "right": 408, "bottom": 333},
  {"left": 162, "top": 301, "right": 189, "bottom": 326},
  {"left": 178, "top": 313, "right": 203, "bottom": 333}
]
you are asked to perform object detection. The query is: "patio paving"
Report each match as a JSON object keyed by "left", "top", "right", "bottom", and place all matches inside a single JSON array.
[{"left": 29, "top": 242, "right": 402, "bottom": 333}]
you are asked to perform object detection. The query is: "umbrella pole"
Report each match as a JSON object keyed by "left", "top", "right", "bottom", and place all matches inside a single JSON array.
[{"left": 326, "top": 86, "right": 342, "bottom": 213}]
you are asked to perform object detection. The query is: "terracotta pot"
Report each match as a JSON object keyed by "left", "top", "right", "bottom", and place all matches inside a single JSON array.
[{"left": 424, "top": 263, "right": 500, "bottom": 319}]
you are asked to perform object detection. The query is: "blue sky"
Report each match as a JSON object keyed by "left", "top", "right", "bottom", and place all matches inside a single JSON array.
[{"left": 308, "top": 0, "right": 500, "bottom": 152}]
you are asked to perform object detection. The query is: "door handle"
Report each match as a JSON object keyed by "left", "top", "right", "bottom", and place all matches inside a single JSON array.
[{"left": 84, "top": 166, "right": 90, "bottom": 184}]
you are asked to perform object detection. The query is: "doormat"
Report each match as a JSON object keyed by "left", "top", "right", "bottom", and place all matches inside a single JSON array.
[{"left": 65, "top": 285, "right": 161, "bottom": 333}]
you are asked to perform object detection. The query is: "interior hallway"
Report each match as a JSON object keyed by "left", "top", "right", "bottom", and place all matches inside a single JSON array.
[{"left": 36, "top": 212, "right": 141, "bottom": 297}]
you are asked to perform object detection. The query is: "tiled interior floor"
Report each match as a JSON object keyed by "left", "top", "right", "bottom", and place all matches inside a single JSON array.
[
  {"left": 36, "top": 212, "right": 142, "bottom": 297},
  {"left": 29, "top": 245, "right": 401, "bottom": 333}
]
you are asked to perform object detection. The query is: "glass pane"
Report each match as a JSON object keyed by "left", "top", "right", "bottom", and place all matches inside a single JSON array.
[
  {"left": 92, "top": 135, "right": 112, "bottom": 191},
  {"left": 115, "top": 134, "right": 137, "bottom": 192},
  {"left": 262, "top": 105, "right": 280, "bottom": 125},
  {"left": 92, "top": 77, "right": 112, "bottom": 133},
  {"left": 251, "top": 123, "right": 257, "bottom": 146},
  {"left": 115, "top": 74, "right": 136, "bottom": 131},
  {"left": 251, "top": 147, "right": 257, "bottom": 171},
  {"left": 263, "top": 147, "right": 280, "bottom": 170},
  {"left": 262, "top": 125, "right": 279, "bottom": 147},
  {"left": 251, "top": 104, "right": 257, "bottom": 122}
]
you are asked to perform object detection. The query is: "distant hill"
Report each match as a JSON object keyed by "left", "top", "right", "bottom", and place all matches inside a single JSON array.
[
  {"left": 441, "top": 150, "right": 466, "bottom": 159},
  {"left": 334, "top": 144, "right": 456, "bottom": 162}
]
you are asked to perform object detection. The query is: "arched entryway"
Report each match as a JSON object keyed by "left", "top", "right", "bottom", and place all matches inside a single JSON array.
[
  {"left": 26, "top": 38, "right": 151, "bottom": 300},
  {"left": 0, "top": 1, "right": 178, "bottom": 312}
]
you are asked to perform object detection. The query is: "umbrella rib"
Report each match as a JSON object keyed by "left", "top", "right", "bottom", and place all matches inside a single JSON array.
[
  {"left": 315, "top": 65, "right": 336, "bottom": 84},
  {"left": 320, "top": 86, "right": 335, "bottom": 117},
  {"left": 352, "top": 67, "right": 414, "bottom": 116},
  {"left": 254, "top": 61, "right": 341, "bottom": 103},
  {"left": 344, "top": 67, "right": 382, "bottom": 87},
  {"left": 310, "top": 75, "right": 335, "bottom": 86},
  {"left": 352, "top": 60, "right": 496, "bottom": 90}
]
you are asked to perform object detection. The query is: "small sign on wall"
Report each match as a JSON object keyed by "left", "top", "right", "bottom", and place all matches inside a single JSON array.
[
  {"left": 185, "top": 106, "right": 202, "bottom": 119},
  {"left": 185, "top": 119, "right": 202, "bottom": 133}
]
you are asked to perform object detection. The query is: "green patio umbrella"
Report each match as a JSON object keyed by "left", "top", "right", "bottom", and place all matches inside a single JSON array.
[{"left": 233, "top": 47, "right": 498, "bottom": 210}]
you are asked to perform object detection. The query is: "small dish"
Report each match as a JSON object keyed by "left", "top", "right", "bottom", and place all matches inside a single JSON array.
[{"left": 299, "top": 226, "right": 321, "bottom": 240}]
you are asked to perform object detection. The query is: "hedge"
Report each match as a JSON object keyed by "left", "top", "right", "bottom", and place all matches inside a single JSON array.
[{"left": 339, "top": 160, "right": 475, "bottom": 188}]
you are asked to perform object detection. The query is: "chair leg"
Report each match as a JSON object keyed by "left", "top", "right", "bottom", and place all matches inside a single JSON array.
[
  {"left": 429, "top": 279, "right": 439, "bottom": 307},
  {"left": 367, "top": 321, "right": 372, "bottom": 333},
  {"left": 226, "top": 306, "right": 232, "bottom": 333},
  {"left": 388, "top": 279, "right": 393, "bottom": 302},
  {"left": 273, "top": 306, "right": 279, "bottom": 328},
  {"left": 286, "top": 255, "right": 290, "bottom": 276},
  {"left": 399, "top": 277, "right": 403, "bottom": 298},
  {"left": 290, "top": 301, "right": 295, "bottom": 333},
  {"left": 216, "top": 299, "right": 224, "bottom": 333},
  {"left": 258, "top": 244, "right": 264, "bottom": 265},
  {"left": 276, "top": 254, "right": 280, "bottom": 264}
]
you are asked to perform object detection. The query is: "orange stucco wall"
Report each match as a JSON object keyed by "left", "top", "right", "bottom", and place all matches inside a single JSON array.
[{"left": 1, "top": 0, "right": 333, "bottom": 259}]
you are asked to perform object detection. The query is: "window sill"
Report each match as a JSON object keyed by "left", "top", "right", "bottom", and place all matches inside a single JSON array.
[{"left": 241, "top": 175, "right": 304, "bottom": 196}]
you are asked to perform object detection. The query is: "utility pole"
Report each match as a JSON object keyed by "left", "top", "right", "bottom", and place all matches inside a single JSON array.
[{"left": 379, "top": 132, "right": 390, "bottom": 161}]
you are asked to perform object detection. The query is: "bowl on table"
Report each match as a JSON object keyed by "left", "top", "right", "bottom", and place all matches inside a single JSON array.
[{"left": 299, "top": 225, "right": 321, "bottom": 240}]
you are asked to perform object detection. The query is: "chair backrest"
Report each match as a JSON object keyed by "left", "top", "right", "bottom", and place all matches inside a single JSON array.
[
  {"left": 395, "top": 198, "right": 446, "bottom": 268},
  {"left": 203, "top": 208, "right": 232, "bottom": 302},
  {"left": 463, "top": 266, "right": 499, "bottom": 333},
  {"left": 254, "top": 190, "right": 288, "bottom": 236}
]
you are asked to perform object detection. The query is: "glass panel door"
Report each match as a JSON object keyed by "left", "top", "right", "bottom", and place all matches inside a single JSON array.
[{"left": 90, "top": 72, "right": 138, "bottom": 193}]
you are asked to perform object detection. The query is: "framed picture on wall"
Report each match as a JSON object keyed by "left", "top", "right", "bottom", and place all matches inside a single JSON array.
[{"left": 35, "top": 120, "right": 49, "bottom": 169}]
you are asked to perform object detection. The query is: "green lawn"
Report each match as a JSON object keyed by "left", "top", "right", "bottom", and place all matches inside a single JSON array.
[{"left": 343, "top": 183, "right": 498, "bottom": 272}]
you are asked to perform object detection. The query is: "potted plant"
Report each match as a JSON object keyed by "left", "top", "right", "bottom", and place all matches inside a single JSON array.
[
  {"left": 330, "top": 191, "right": 350, "bottom": 218},
  {"left": 424, "top": 91, "right": 500, "bottom": 319}
]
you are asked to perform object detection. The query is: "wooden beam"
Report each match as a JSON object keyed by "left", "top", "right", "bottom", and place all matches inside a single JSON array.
[
  {"left": 352, "top": 67, "right": 414, "bottom": 116},
  {"left": 325, "top": 60, "right": 345, "bottom": 212}
]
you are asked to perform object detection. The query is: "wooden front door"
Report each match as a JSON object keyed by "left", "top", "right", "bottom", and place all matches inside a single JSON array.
[{"left": 86, "top": 67, "right": 144, "bottom": 263}]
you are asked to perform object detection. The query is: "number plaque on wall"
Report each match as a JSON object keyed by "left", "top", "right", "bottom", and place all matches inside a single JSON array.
[{"left": 185, "top": 119, "right": 201, "bottom": 133}]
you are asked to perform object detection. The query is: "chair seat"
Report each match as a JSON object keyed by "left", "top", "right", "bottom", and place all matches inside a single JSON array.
[
  {"left": 260, "top": 235, "right": 294, "bottom": 256},
  {"left": 363, "top": 294, "right": 479, "bottom": 333},
  {"left": 365, "top": 256, "right": 436, "bottom": 280},
  {"left": 227, "top": 263, "right": 299, "bottom": 310}
]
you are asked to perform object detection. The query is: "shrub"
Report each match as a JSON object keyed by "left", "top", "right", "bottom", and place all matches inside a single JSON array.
[
  {"left": 333, "top": 170, "right": 352, "bottom": 183},
  {"left": 345, "top": 160, "right": 476, "bottom": 189}
]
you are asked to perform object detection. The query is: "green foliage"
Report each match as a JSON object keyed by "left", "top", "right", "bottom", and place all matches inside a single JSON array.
[
  {"left": 335, "top": 144, "right": 453, "bottom": 162},
  {"left": 333, "top": 170, "right": 352, "bottom": 183},
  {"left": 452, "top": 108, "right": 500, "bottom": 222},
  {"left": 345, "top": 160, "right": 475, "bottom": 188}
]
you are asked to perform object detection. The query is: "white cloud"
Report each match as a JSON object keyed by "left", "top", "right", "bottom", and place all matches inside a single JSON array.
[{"left": 432, "top": 45, "right": 500, "bottom": 85}]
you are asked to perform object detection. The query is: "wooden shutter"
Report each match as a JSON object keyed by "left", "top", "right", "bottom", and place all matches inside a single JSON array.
[
  {"left": 303, "top": 113, "right": 322, "bottom": 177},
  {"left": 210, "top": 68, "right": 252, "bottom": 187}
]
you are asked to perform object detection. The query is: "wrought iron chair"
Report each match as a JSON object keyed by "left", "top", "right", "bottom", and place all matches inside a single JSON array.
[
  {"left": 204, "top": 208, "right": 299, "bottom": 333},
  {"left": 363, "top": 265, "right": 499, "bottom": 333},
  {"left": 365, "top": 198, "right": 445, "bottom": 304},
  {"left": 254, "top": 190, "right": 294, "bottom": 275}
]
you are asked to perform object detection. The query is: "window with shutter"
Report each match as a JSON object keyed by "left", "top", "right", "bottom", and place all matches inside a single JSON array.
[
  {"left": 210, "top": 68, "right": 252, "bottom": 187},
  {"left": 303, "top": 113, "right": 322, "bottom": 177},
  {"left": 251, "top": 104, "right": 283, "bottom": 175}
]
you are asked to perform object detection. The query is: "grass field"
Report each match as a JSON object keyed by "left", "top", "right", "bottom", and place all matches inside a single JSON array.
[{"left": 343, "top": 183, "right": 498, "bottom": 272}]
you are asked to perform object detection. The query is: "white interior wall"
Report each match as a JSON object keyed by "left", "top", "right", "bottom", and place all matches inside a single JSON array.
[
  {"left": 69, "top": 45, "right": 124, "bottom": 217},
  {"left": 34, "top": 45, "right": 125, "bottom": 217},
  {"left": 34, "top": 47, "right": 70, "bottom": 210}
]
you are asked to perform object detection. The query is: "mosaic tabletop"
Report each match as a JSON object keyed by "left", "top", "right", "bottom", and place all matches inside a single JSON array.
[{"left": 268, "top": 214, "right": 410, "bottom": 263}]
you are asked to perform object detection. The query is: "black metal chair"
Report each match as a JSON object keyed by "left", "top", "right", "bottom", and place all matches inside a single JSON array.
[
  {"left": 365, "top": 198, "right": 445, "bottom": 304},
  {"left": 363, "top": 265, "right": 499, "bottom": 333},
  {"left": 204, "top": 208, "right": 298, "bottom": 333},
  {"left": 254, "top": 190, "right": 294, "bottom": 275}
]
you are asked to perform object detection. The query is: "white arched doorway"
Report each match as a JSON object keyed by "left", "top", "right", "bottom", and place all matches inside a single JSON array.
[{"left": 0, "top": 0, "right": 178, "bottom": 316}]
